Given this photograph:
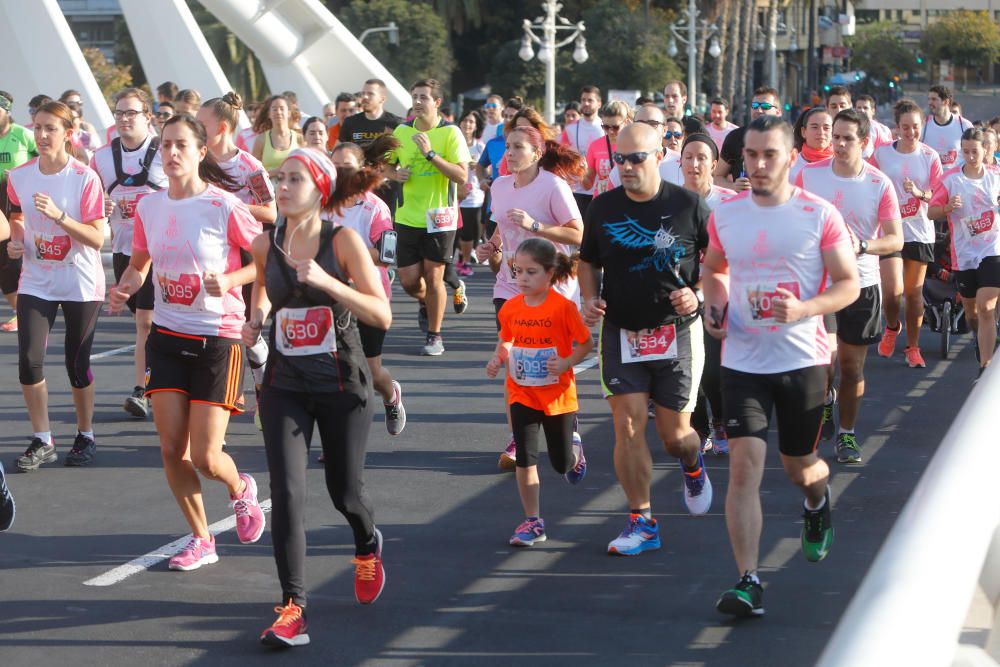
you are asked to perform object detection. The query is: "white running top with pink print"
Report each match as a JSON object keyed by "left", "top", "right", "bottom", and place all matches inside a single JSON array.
[
  {"left": 7, "top": 157, "right": 106, "bottom": 302},
  {"left": 133, "top": 185, "right": 262, "bottom": 339},
  {"left": 330, "top": 192, "right": 394, "bottom": 299},
  {"left": 217, "top": 149, "right": 275, "bottom": 209},
  {"left": 871, "top": 142, "right": 944, "bottom": 245},
  {"left": 708, "top": 188, "right": 853, "bottom": 374},
  {"left": 929, "top": 166, "right": 1000, "bottom": 271}
]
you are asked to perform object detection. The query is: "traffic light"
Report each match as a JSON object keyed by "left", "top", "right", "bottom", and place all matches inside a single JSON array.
[
  {"left": 854, "top": 73, "right": 861, "bottom": 81},
  {"left": 784, "top": 103, "right": 792, "bottom": 111},
  {"left": 823, "top": 84, "right": 831, "bottom": 92},
  {"left": 917, "top": 53, "right": 924, "bottom": 64},
  {"left": 889, "top": 81, "right": 895, "bottom": 88}
]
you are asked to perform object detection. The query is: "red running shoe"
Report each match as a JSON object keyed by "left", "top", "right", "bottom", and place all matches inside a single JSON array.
[
  {"left": 353, "top": 528, "right": 385, "bottom": 604},
  {"left": 260, "top": 599, "right": 309, "bottom": 647}
]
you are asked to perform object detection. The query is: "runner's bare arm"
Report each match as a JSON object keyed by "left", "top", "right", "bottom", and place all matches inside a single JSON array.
[
  {"left": 243, "top": 233, "right": 272, "bottom": 345},
  {"left": 33, "top": 192, "right": 105, "bottom": 250},
  {"left": 868, "top": 217, "right": 903, "bottom": 256},
  {"left": 701, "top": 247, "right": 730, "bottom": 338},
  {"left": 0, "top": 210, "right": 9, "bottom": 242}
]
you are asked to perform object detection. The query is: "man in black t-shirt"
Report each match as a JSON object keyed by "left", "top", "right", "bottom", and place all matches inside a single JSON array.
[
  {"left": 715, "top": 86, "right": 783, "bottom": 191},
  {"left": 579, "top": 123, "right": 713, "bottom": 557},
  {"left": 337, "top": 78, "right": 403, "bottom": 215}
]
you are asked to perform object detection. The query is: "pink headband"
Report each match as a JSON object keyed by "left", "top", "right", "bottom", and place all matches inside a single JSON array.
[{"left": 285, "top": 148, "right": 337, "bottom": 205}]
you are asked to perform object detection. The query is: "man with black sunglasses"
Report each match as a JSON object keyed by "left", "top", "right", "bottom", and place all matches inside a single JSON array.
[
  {"left": 715, "top": 87, "right": 782, "bottom": 191},
  {"left": 580, "top": 122, "right": 713, "bottom": 557}
]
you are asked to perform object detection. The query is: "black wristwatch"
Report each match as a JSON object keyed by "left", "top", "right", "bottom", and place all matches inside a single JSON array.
[
  {"left": 424, "top": 150, "right": 437, "bottom": 161},
  {"left": 858, "top": 239, "right": 869, "bottom": 256}
]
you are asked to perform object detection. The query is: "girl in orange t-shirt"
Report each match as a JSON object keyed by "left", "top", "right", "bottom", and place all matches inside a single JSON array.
[{"left": 486, "top": 238, "right": 593, "bottom": 547}]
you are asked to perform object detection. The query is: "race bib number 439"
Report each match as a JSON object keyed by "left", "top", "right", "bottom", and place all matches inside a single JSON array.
[
  {"left": 510, "top": 346, "right": 558, "bottom": 386},
  {"left": 620, "top": 325, "right": 677, "bottom": 363},
  {"left": 276, "top": 306, "right": 337, "bottom": 357}
]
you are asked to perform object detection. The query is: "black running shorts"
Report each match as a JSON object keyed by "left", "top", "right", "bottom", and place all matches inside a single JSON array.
[
  {"left": 956, "top": 255, "right": 1000, "bottom": 299},
  {"left": 836, "top": 284, "right": 882, "bottom": 346},
  {"left": 394, "top": 223, "right": 455, "bottom": 267},
  {"left": 145, "top": 324, "right": 245, "bottom": 413},
  {"left": 902, "top": 241, "right": 934, "bottom": 264}
]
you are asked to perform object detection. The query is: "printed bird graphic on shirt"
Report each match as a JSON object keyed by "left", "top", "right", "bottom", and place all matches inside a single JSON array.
[{"left": 605, "top": 215, "right": 686, "bottom": 274}]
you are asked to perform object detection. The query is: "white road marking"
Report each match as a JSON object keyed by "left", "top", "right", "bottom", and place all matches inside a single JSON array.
[
  {"left": 90, "top": 344, "right": 136, "bottom": 361},
  {"left": 83, "top": 499, "right": 272, "bottom": 586},
  {"left": 573, "top": 355, "right": 598, "bottom": 374}
]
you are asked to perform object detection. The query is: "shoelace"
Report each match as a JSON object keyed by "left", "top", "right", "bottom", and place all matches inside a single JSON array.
[
  {"left": 684, "top": 468, "right": 705, "bottom": 494},
  {"left": 514, "top": 520, "right": 540, "bottom": 535},
  {"left": 619, "top": 517, "right": 643, "bottom": 539},
  {"left": 271, "top": 601, "right": 303, "bottom": 628},
  {"left": 352, "top": 555, "right": 378, "bottom": 581},
  {"left": 231, "top": 498, "right": 253, "bottom": 517},
  {"left": 181, "top": 537, "right": 204, "bottom": 554}
]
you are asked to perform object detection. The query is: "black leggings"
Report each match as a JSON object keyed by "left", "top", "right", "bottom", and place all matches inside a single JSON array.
[
  {"left": 259, "top": 386, "right": 376, "bottom": 607},
  {"left": 17, "top": 294, "right": 100, "bottom": 387},
  {"left": 692, "top": 329, "right": 723, "bottom": 434},
  {"left": 510, "top": 402, "right": 575, "bottom": 472}
]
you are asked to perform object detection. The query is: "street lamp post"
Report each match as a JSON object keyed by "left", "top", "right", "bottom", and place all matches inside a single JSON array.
[
  {"left": 359, "top": 21, "right": 399, "bottom": 46},
  {"left": 667, "top": 0, "right": 721, "bottom": 115},
  {"left": 519, "top": 1, "right": 588, "bottom": 124}
]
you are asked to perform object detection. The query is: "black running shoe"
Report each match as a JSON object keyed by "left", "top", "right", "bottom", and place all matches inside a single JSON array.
[
  {"left": 0, "top": 461, "right": 14, "bottom": 531},
  {"left": 716, "top": 572, "right": 765, "bottom": 617},
  {"left": 16, "top": 437, "right": 56, "bottom": 472},
  {"left": 801, "top": 486, "right": 834, "bottom": 562},
  {"left": 64, "top": 433, "right": 96, "bottom": 467},
  {"left": 835, "top": 432, "right": 862, "bottom": 464}
]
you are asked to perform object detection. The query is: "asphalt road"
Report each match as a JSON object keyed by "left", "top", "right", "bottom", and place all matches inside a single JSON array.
[{"left": 0, "top": 263, "right": 977, "bottom": 667}]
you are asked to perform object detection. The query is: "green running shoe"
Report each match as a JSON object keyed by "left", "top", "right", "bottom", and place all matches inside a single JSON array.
[
  {"left": 716, "top": 572, "right": 764, "bottom": 617},
  {"left": 801, "top": 486, "right": 834, "bottom": 562},
  {"left": 836, "top": 432, "right": 862, "bottom": 464}
]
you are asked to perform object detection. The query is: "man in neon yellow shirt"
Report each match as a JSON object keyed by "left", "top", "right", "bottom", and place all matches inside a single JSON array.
[
  {"left": 0, "top": 91, "right": 36, "bottom": 333},
  {"left": 390, "top": 79, "right": 471, "bottom": 356}
]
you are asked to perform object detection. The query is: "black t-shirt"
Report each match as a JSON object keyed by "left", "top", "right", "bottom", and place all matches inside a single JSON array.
[
  {"left": 337, "top": 110, "right": 402, "bottom": 147},
  {"left": 580, "top": 182, "right": 710, "bottom": 331},
  {"left": 719, "top": 126, "right": 747, "bottom": 180}
]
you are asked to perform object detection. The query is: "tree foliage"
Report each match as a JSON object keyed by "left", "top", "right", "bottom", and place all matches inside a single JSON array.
[
  {"left": 340, "top": 0, "right": 455, "bottom": 94},
  {"left": 921, "top": 11, "right": 1000, "bottom": 73},
  {"left": 83, "top": 48, "right": 133, "bottom": 105},
  {"left": 187, "top": 1, "right": 270, "bottom": 101},
  {"left": 846, "top": 21, "right": 918, "bottom": 83}
]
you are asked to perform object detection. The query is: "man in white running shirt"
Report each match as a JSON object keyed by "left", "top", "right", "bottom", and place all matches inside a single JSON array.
[
  {"left": 703, "top": 114, "right": 859, "bottom": 618},
  {"left": 796, "top": 109, "right": 902, "bottom": 465},
  {"left": 924, "top": 85, "right": 974, "bottom": 169}
]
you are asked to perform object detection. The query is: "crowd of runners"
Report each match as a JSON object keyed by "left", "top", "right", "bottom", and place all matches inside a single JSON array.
[{"left": 0, "top": 73, "right": 994, "bottom": 646}]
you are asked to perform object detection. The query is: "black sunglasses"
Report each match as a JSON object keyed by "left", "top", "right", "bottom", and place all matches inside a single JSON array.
[{"left": 613, "top": 151, "right": 657, "bottom": 165}]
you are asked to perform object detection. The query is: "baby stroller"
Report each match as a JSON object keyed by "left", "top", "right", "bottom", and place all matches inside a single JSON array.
[{"left": 923, "top": 226, "right": 967, "bottom": 359}]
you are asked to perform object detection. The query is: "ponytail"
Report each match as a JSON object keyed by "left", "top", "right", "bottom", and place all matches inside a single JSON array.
[
  {"left": 323, "top": 132, "right": 401, "bottom": 216},
  {"left": 514, "top": 237, "right": 578, "bottom": 285}
]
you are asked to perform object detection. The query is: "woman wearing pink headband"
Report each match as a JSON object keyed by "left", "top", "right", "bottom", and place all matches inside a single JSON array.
[{"left": 244, "top": 140, "right": 398, "bottom": 647}]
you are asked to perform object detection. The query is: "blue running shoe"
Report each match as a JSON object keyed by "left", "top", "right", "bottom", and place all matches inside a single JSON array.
[
  {"left": 510, "top": 518, "right": 546, "bottom": 546},
  {"left": 564, "top": 433, "right": 587, "bottom": 484},
  {"left": 607, "top": 514, "right": 661, "bottom": 555}
]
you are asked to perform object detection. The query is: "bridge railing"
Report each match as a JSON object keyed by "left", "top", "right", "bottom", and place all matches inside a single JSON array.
[{"left": 817, "top": 365, "right": 1000, "bottom": 666}]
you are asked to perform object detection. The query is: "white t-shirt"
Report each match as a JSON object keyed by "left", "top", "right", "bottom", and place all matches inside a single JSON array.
[
  {"left": 708, "top": 188, "right": 853, "bottom": 374},
  {"left": 560, "top": 118, "right": 604, "bottom": 195},
  {"left": 707, "top": 121, "right": 739, "bottom": 151},
  {"left": 489, "top": 169, "right": 581, "bottom": 302},
  {"left": 705, "top": 184, "right": 737, "bottom": 209},
  {"left": 330, "top": 191, "right": 393, "bottom": 299},
  {"left": 91, "top": 135, "right": 167, "bottom": 255},
  {"left": 461, "top": 139, "right": 486, "bottom": 208},
  {"left": 923, "top": 114, "right": 974, "bottom": 169},
  {"left": 796, "top": 157, "right": 901, "bottom": 288},
  {"left": 133, "top": 185, "right": 262, "bottom": 338},
  {"left": 862, "top": 119, "right": 895, "bottom": 160},
  {"left": 7, "top": 157, "right": 106, "bottom": 302},
  {"left": 871, "top": 142, "right": 944, "bottom": 244},
  {"left": 929, "top": 166, "right": 1000, "bottom": 271},
  {"left": 483, "top": 120, "right": 502, "bottom": 142},
  {"left": 216, "top": 149, "right": 275, "bottom": 209}
]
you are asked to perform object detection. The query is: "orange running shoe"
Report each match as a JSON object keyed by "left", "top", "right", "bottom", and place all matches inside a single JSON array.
[
  {"left": 0, "top": 315, "right": 17, "bottom": 333},
  {"left": 904, "top": 346, "right": 926, "bottom": 368},
  {"left": 353, "top": 528, "right": 385, "bottom": 604},
  {"left": 260, "top": 599, "right": 309, "bottom": 647},
  {"left": 877, "top": 325, "right": 899, "bottom": 358}
]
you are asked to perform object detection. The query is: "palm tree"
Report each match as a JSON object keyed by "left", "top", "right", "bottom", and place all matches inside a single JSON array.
[{"left": 713, "top": 0, "right": 732, "bottom": 103}]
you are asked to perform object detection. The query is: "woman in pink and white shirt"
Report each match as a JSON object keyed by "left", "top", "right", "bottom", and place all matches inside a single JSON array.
[
  {"left": 871, "top": 99, "right": 944, "bottom": 367},
  {"left": 928, "top": 127, "right": 1000, "bottom": 376},
  {"left": 6, "top": 100, "right": 107, "bottom": 471},
  {"left": 109, "top": 115, "right": 266, "bottom": 572}
]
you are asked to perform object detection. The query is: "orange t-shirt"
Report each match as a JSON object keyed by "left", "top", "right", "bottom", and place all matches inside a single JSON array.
[{"left": 499, "top": 290, "right": 591, "bottom": 415}]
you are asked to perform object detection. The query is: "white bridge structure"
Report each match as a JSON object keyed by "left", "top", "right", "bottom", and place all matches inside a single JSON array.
[{"left": 0, "top": 0, "right": 409, "bottom": 134}]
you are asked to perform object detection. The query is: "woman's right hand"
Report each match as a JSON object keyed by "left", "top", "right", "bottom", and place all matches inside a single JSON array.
[
  {"left": 107, "top": 284, "right": 131, "bottom": 314},
  {"left": 475, "top": 242, "right": 497, "bottom": 263},
  {"left": 486, "top": 355, "right": 502, "bottom": 378},
  {"left": 7, "top": 240, "right": 23, "bottom": 259},
  {"left": 242, "top": 320, "right": 262, "bottom": 346}
]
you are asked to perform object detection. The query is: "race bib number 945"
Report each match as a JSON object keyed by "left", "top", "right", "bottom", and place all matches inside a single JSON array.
[
  {"left": 510, "top": 346, "right": 558, "bottom": 386},
  {"left": 276, "top": 306, "right": 337, "bottom": 357},
  {"left": 33, "top": 233, "right": 72, "bottom": 263},
  {"left": 620, "top": 325, "right": 677, "bottom": 363}
]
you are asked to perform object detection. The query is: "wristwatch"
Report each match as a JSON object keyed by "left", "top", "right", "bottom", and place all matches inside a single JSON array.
[
  {"left": 858, "top": 239, "right": 869, "bottom": 255},
  {"left": 530, "top": 220, "right": 541, "bottom": 233},
  {"left": 424, "top": 150, "right": 437, "bottom": 161}
]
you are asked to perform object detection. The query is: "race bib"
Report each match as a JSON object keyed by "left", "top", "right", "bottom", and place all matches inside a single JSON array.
[
  {"left": 942, "top": 149, "right": 958, "bottom": 166},
  {"left": 510, "top": 346, "right": 558, "bottom": 386},
  {"left": 743, "top": 281, "right": 801, "bottom": 326},
  {"left": 963, "top": 210, "right": 995, "bottom": 237},
  {"left": 275, "top": 306, "right": 337, "bottom": 356},
  {"left": 426, "top": 207, "right": 458, "bottom": 233},
  {"left": 247, "top": 169, "right": 274, "bottom": 204},
  {"left": 117, "top": 192, "right": 148, "bottom": 221},
  {"left": 156, "top": 271, "right": 203, "bottom": 309},
  {"left": 620, "top": 325, "right": 677, "bottom": 363},
  {"left": 899, "top": 196, "right": 921, "bottom": 219},
  {"left": 32, "top": 233, "right": 72, "bottom": 263}
]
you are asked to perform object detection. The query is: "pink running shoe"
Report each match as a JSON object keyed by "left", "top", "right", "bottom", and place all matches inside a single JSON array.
[
  {"left": 169, "top": 535, "right": 219, "bottom": 571},
  {"left": 231, "top": 473, "right": 265, "bottom": 544}
]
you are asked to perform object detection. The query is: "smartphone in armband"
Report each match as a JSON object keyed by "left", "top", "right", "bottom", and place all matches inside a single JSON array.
[{"left": 378, "top": 230, "right": 398, "bottom": 265}]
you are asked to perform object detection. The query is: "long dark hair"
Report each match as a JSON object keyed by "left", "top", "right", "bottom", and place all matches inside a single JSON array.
[
  {"left": 322, "top": 133, "right": 401, "bottom": 216},
  {"left": 161, "top": 115, "right": 241, "bottom": 192}
]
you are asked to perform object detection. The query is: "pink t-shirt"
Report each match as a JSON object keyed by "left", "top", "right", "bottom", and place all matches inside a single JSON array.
[
  {"left": 585, "top": 135, "right": 615, "bottom": 197},
  {"left": 708, "top": 188, "right": 852, "bottom": 374},
  {"left": 560, "top": 118, "right": 604, "bottom": 195},
  {"left": 796, "top": 157, "right": 901, "bottom": 288},
  {"left": 862, "top": 119, "right": 895, "bottom": 159},
  {"left": 133, "top": 185, "right": 262, "bottom": 339},
  {"left": 707, "top": 121, "right": 739, "bottom": 151},
  {"left": 929, "top": 166, "right": 1000, "bottom": 271},
  {"left": 871, "top": 142, "right": 944, "bottom": 244},
  {"left": 330, "top": 191, "right": 393, "bottom": 299},
  {"left": 489, "top": 169, "right": 581, "bottom": 302},
  {"left": 7, "top": 157, "right": 106, "bottom": 302},
  {"left": 217, "top": 149, "right": 275, "bottom": 209}
]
